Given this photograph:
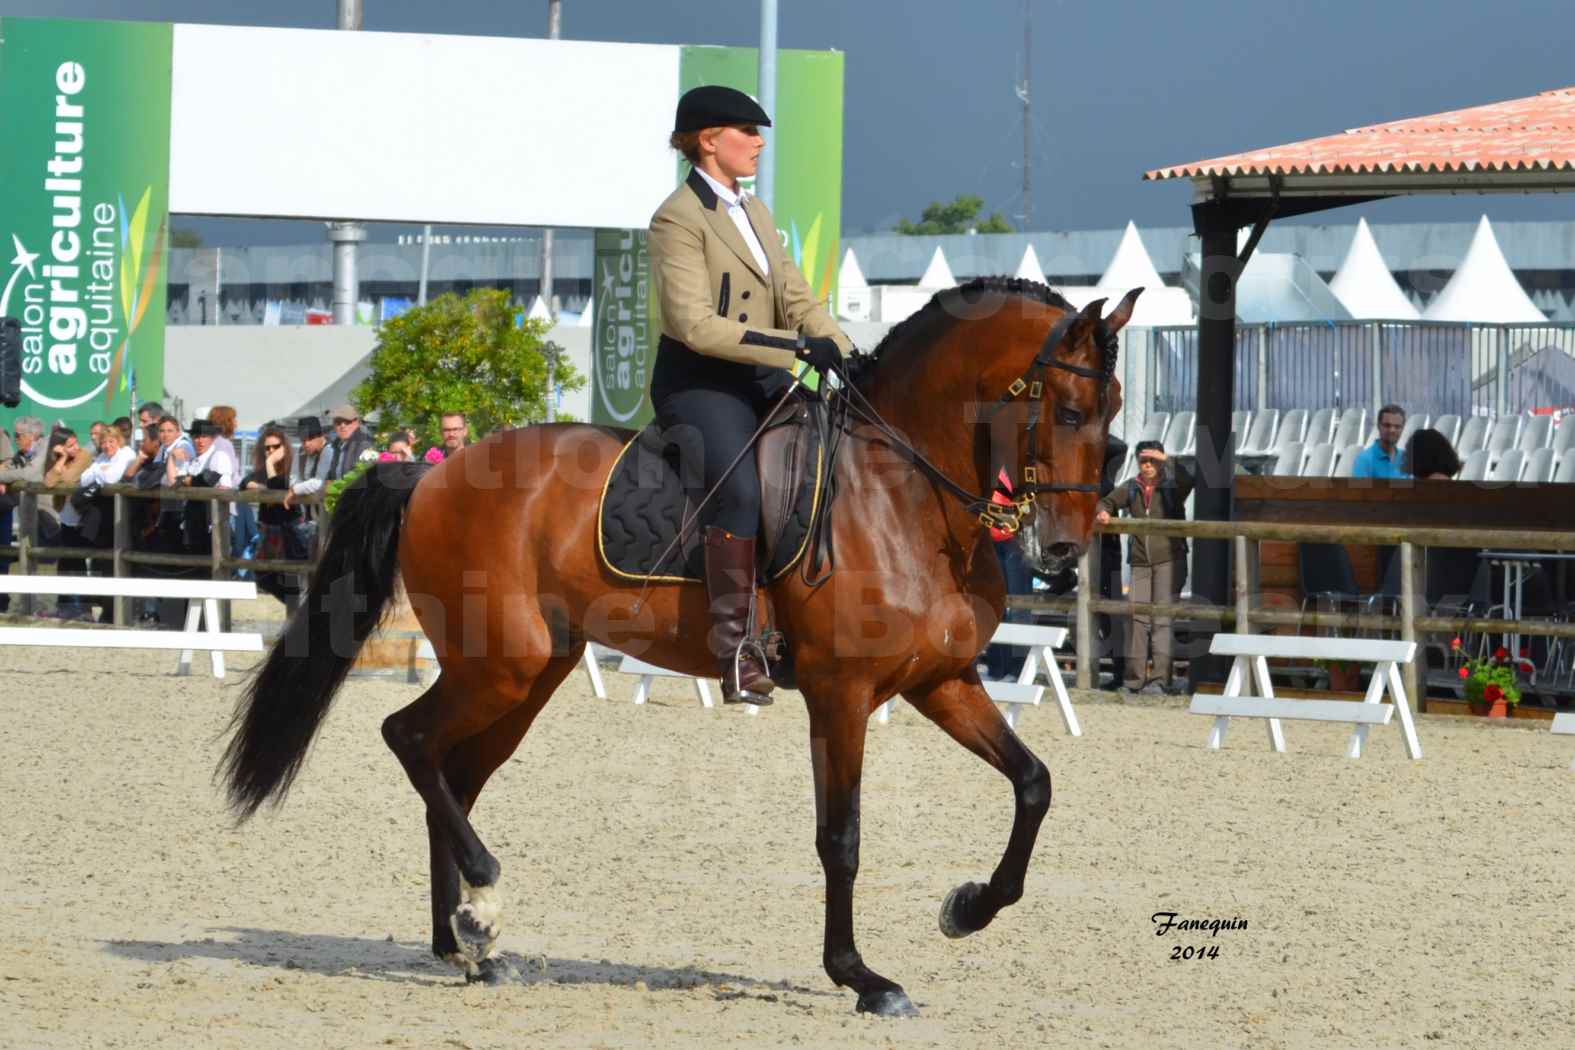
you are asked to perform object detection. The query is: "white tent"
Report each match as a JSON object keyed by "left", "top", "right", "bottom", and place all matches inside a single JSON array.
[
  {"left": 1422, "top": 215, "right": 1545, "bottom": 322},
  {"left": 1015, "top": 244, "right": 1048, "bottom": 284},
  {"left": 1329, "top": 218, "right": 1420, "bottom": 320},
  {"left": 917, "top": 246, "right": 957, "bottom": 289},
  {"left": 836, "top": 247, "right": 872, "bottom": 322},
  {"left": 575, "top": 298, "right": 593, "bottom": 327},
  {"left": 1098, "top": 221, "right": 1165, "bottom": 292},
  {"left": 527, "top": 295, "right": 553, "bottom": 322}
]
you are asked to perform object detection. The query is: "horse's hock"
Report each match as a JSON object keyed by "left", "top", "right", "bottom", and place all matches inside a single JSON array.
[{"left": 349, "top": 584, "right": 432, "bottom": 679}]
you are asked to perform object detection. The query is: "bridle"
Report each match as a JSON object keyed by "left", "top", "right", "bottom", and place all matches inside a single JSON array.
[{"left": 829, "top": 308, "right": 1117, "bottom": 540}]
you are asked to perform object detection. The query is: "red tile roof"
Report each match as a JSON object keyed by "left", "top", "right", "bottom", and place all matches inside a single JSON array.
[{"left": 1145, "top": 87, "right": 1575, "bottom": 181}]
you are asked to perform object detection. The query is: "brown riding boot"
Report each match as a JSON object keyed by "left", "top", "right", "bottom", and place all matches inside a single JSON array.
[{"left": 703, "top": 527, "right": 776, "bottom": 704}]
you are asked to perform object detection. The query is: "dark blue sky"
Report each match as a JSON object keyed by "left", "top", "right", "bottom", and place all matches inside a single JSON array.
[{"left": 14, "top": 0, "right": 1575, "bottom": 238}]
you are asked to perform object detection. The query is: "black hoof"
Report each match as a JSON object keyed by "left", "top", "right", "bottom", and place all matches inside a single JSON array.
[
  {"left": 939, "top": 881, "right": 990, "bottom": 939},
  {"left": 465, "top": 956, "right": 517, "bottom": 986},
  {"left": 856, "top": 988, "right": 919, "bottom": 1018}
]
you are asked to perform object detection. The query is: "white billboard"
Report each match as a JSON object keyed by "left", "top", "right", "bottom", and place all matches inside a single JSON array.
[{"left": 170, "top": 24, "right": 681, "bottom": 229}]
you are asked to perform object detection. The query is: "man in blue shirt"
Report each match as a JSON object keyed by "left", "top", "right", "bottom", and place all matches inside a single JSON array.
[{"left": 1352, "top": 404, "right": 1409, "bottom": 479}]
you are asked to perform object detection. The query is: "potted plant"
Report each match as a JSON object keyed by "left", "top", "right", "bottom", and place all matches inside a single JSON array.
[
  {"left": 1452, "top": 638, "right": 1532, "bottom": 717},
  {"left": 1316, "top": 657, "right": 1363, "bottom": 693}
]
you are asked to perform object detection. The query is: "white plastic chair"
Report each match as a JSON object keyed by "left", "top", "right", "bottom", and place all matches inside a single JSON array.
[
  {"left": 1239, "top": 409, "right": 1280, "bottom": 456},
  {"left": 1231, "top": 410, "right": 1251, "bottom": 452},
  {"left": 1333, "top": 444, "right": 1366, "bottom": 478},
  {"left": 1485, "top": 416, "right": 1523, "bottom": 461},
  {"left": 1270, "top": 442, "right": 1306, "bottom": 476},
  {"left": 1164, "top": 410, "right": 1197, "bottom": 456},
  {"left": 1302, "top": 442, "right": 1337, "bottom": 477},
  {"left": 1522, "top": 447, "right": 1555, "bottom": 483},
  {"left": 1553, "top": 417, "right": 1575, "bottom": 460},
  {"left": 1517, "top": 415, "right": 1553, "bottom": 452},
  {"left": 1554, "top": 454, "right": 1575, "bottom": 484},
  {"left": 1431, "top": 413, "right": 1462, "bottom": 448},
  {"left": 1305, "top": 407, "right": 1337, "bottom": 447},
  {"left": 1487, "top": 448, "right": 1525, "bottom": 483},
  {"left": 1458, "top": 448, "right": 1491, "bottom": 482},
  {"left": 1396, "top": 412, "right": 1429, "bottom": 453},
  {"left": 1332, "top": 408, "right": 1368, "bottom": 450},
  {"left": 1456, "top": 416, "right": 1490, "bottom": 456},
  {"left": 1273, "top": 409, "right": 1309, "bottom": 453}
]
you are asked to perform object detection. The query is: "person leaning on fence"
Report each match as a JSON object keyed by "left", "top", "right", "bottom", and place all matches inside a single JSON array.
[
  {"left": 1095, "top": 440, "right": 1194, "bottom": 695},
  {"left": 242, "top": 425, "right": 309, "bottom": 605},
  {"left": 0, "top": 416, "right": 49, "bottom": 613},
  {"left": 1403, "top": 427, "right": 1462, "bottom": 480},
  {"left": 55, "top": 425, "right": 134, "bottom": 621}
]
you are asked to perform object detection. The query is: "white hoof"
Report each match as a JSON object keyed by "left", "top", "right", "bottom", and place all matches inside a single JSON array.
[{"left": 452, "top": 879, "right": 503, "bottom": 963}]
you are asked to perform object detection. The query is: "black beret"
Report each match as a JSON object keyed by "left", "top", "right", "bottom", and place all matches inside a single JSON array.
[
  {"left": 674, "top": 85, "right": 771, "bottom": 133},
  {"left": 297, "top": 416, "right": 324, "bottom": 439},
  {"left": 190, "top": 419, "right": 218, "bottom": 438}
]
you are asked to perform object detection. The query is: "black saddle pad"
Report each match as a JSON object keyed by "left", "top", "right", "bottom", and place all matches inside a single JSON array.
[{"left": 598, "top": 402, "right": 826, "bottom": 584}]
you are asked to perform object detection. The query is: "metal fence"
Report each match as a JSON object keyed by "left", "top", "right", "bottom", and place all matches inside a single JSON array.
[{"left": 1132, "top": 321, "right": 1575, "bottom": 426}]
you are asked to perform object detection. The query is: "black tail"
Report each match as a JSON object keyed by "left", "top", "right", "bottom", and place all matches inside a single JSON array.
[{"left": 220, "top": 460, "right": 432, "bottom": 820}]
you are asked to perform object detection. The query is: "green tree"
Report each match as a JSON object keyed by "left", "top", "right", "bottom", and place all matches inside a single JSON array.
[
  {"left": 351, "top": 288, "right": 584, "bottom": 449},
  {"left": 894, "top": 195, "right": 1014, "bottom": 235}
]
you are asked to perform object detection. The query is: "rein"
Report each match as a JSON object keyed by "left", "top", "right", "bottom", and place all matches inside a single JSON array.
[{"left": 829, "top": 311, "right": 1115, "bottom": 539}]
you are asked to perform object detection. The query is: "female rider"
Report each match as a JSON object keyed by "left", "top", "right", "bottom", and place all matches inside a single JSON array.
[{"left": 648, "top": 85, "right": 853, "bottom": 704}]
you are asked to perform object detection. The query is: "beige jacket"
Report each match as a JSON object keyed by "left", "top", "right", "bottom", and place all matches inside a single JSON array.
[{"left": 648, "top": 168, "right": 852, "bottom": 371}]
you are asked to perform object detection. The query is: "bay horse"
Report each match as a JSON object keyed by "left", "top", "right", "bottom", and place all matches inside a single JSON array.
[{"left": 221, "top": 277, "right": 1140, "bottom": 1018}]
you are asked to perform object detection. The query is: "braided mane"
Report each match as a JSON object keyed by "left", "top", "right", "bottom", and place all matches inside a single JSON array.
[{"left": 844, "top": 276, "right": 1109, "bottom": 388}]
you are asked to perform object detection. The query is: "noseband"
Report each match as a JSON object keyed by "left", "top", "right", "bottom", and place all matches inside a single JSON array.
[{"left": 975, "top": 312, "right": 1117, "bottom": 537}]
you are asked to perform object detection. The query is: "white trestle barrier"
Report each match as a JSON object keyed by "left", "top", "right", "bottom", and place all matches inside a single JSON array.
[
  {"left": 0, "top": 575, "right": 262, "bottom": 679},
  {"left": 1190, "top": 634, "right": 1422, "bottom": 760},
  {"left": 1550, "top": 713, "right": 1575, "bottom": 770},
  {"left": 876, "top": 624, "right": 1078, "bottom": 734}
]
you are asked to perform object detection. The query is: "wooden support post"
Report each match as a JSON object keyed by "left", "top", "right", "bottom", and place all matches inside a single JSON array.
[
  {"left": 1399, "top": 541, "right": 1421, "bottom": 717},
  {"left": 1076, "top": 544, "right": 1095, "bottom": 690},
  {"left": 1233, "top": 534, "right": 1251, "bottom": 635},
  {"left": 210, "top": 498, "right": 232, "bottom": 633},
  {"left": 17, "top": 491, "right": 38, "bottom": 617},
  {"left": 112, "top": 492, "right": 130, "bottom": 626}
]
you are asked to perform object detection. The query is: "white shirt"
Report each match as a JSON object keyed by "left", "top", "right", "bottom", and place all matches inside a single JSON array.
[
  {"left": 182, "top": 442, "right": 241, "bottom": 491},
  {"left": 695, "top": 167, "right": 771, "bottom": 278},
  {"left": 60, "top": 446, "right": 135, "bottom": 528}
]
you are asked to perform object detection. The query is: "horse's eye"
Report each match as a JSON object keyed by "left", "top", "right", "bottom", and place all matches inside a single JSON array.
[{"left": 1057, "top": 407, "right": 1084, "bottom": 427}]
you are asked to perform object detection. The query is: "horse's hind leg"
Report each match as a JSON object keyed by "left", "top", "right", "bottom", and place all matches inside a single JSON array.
[
  {"left": 902, "top": 677, "right": 1051, "bottom": 939},
  {"left": 424, "top": 648, "right": 583, "bottom": 983}
]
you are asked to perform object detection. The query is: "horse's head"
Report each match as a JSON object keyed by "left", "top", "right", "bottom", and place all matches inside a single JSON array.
[{"left": 991, "top": 288, "right": 1141, "bottom": 577}]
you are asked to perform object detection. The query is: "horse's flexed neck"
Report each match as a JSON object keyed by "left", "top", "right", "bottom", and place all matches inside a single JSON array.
[{"left": 856, "top": 279, "right": 1141, "bottom": 573}]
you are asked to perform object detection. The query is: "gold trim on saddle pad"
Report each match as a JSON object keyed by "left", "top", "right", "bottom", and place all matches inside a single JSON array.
[{"left": 595, "top": 428, "right": 826, "bottom": 585}]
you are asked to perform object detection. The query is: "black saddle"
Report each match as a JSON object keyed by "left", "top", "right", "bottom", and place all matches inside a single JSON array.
[{"left": 598, "top": 396, "right": 828, "bottom": 583}]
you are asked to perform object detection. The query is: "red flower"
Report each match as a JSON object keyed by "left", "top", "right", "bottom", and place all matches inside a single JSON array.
[
  {"left": 1483, "top": 684, "right": 1503, "bottom": 702},
  {"left": 1459, "top": 666, "right": 1470, "bottom": 679},
  {"left": 1519, "top": 660, "right": 1535, "bottom": 675},
  {"left": 1494, "top": 646, "right": 1509, "bottom": 661},
  {"left": 1450, "top": 637, "right": 1462, "bottom": 650}
]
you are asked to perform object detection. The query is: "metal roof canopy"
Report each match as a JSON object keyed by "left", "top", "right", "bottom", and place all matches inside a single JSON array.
[{"left": 1144, "top": 86, "right": 1575, "bottom": 686}]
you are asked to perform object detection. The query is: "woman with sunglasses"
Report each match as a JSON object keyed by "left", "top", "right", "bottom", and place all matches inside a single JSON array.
[
  {"left": 648, "top": 84, "right": 853, "bottom": 705},
  {"left": 242, "top": 425, "right": 309, "bottom": 603}
]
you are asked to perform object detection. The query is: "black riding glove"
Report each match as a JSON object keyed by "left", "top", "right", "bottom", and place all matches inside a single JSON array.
[{"left": 796, "top": 335, "right": 842, "bottom": 371}]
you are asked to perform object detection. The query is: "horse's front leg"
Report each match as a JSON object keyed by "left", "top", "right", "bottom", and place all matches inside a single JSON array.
[
  {"left": 806, "top": 700, "right": 918, "bottom": 1018},
  {"left": 902, "top": 675, "right": 1051, "bottom": 938}
]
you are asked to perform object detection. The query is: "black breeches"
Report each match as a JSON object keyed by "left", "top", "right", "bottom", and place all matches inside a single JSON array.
[{"left": 653, "top": 384, "right": 768, "bottom": 539}]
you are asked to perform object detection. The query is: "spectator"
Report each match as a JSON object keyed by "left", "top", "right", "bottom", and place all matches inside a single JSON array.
[
  {"left": 43, "top": 428, "right": 93, "bottom": 519},
  {"left": 0, "top": 416, "right": 49, "bottom": 611},
  {"left": 207, "top": 405, "right": 255, "bottom": 565},
  {"left": 287, "top": 416, "right": 330, "bottom": 516},
  {"left": 88, "top": 421, "right": 108, "bottom": 453},
  {"left": 383, "top": 433, "right": 415, "bottom": 462},
  {"left": 173, "top": 419, "right": 240, "bottom": 491},
  {"left": 241, "top": 425, "right": 309, "bottom": 605},
  {"left": 206, "top": 405, "right": 241, "bottom": 464},
  {"left": 136, "top": 401, "right": 165, "bottom": 443},
  {"left": 1353, "top": 404, "right": 1409, "bottom": 479},
  {"left": 56, "top": 425, "right": 133, "bottom": 621},
  {"left": 291, "top": 405, "right": 372, "bottom": 506},
  {"left": 1095, "top": 440, "right": 1194, "bottom": 695},
  {"left": 122, "top": 414, "right": 193, "bottom": 483},
  {"left": 1403, "top": 428, "right": 1463, "bottom": 480},
  {"left": 112, "top": 417, "right": 133, "bottom": 445},
  {"left": 438, "top": 412, "right": 469, "bottom": 459}
]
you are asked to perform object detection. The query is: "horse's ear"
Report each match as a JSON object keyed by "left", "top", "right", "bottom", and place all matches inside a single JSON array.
[
  {"left": 1102, "top": 287, "right": 1144, "bottom": 336},
  {"left": 1076, "top": 298, "right": 1107, "bottom": 326}
]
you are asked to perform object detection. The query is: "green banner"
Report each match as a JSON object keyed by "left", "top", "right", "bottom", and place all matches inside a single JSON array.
[
  {"left": 0, "top": 17, "right": 171, "bottom": 433},
  {"left": 590, "top": 45, "right": 844, "bottom": 427},
  {"left": 591, "top": 228, "right": 658, "bottom": 427}
]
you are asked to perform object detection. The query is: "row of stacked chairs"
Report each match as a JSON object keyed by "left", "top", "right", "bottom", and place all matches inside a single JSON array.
[{"left": 1122, "top": 408, "right": 1575, "bottom": 483}]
